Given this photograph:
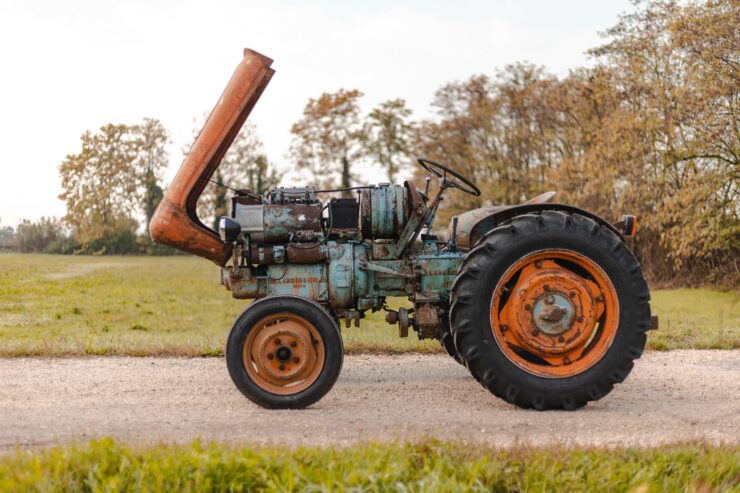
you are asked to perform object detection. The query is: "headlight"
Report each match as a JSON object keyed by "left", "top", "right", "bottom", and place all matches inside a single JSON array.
[{"left": 218, "top": 216, "right": 242, "bottom": 243}]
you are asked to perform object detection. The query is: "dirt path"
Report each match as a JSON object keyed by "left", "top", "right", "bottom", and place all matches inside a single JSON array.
[{"left": 1, "top": 351, "right": 738, "bottom": 450}]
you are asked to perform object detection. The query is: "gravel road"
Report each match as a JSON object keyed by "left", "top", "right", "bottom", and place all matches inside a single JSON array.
[{"left": 1, "top": 351, "right": 738, "bottom": 450}]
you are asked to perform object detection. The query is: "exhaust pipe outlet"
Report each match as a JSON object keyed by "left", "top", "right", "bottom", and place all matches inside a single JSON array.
[{"left": 149, "top": 49, "right": 275, "bottom": 265}]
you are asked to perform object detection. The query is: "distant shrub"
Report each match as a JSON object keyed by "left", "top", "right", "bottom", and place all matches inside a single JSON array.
[
  {"left": 137, "top": 235, "right": 183, "bottom": 256},
  {"left": 81, "top": 229, "right": 141, "bottom": 255},
  {"left": 16, "top": 217, "right": 66, "bottom": 253},
  {"left": 43, "top": 237, "right": 80, "bottom": 254}
]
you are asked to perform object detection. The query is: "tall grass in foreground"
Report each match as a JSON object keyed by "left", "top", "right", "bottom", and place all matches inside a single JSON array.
[{"left": 1, "top": 439, "right": 738, "bottom": 492}]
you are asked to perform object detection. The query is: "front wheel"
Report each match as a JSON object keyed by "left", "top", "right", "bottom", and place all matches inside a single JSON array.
[
  {"left": 450, "top": 211, "right": 652, "bottom": 410},
  {"left": 226, "top": 296, "right": 343, "bottom": 409}
]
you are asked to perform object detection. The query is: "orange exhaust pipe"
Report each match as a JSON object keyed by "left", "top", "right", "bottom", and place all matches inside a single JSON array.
[{"left": 149, "top": 48, "right": 275, "bottom": 265}]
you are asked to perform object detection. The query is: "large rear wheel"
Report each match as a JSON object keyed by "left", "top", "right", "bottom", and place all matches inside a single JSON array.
[
  {"left": 439, "top": 316, "right": 463, "bottom": 365},
  {"left": 226, "top": 296, "right": 343, "bottom": 409},
  {"left": 450, "top": 211, "right": 651, "bottom": 410}
]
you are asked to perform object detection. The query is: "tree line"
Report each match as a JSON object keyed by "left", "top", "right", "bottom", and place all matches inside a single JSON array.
[
  {"left": 288, "top": 0, "right": 737, "bottom": 286},
  {"left": 8, "top": 0, "right": 737, "bottom": 286}
]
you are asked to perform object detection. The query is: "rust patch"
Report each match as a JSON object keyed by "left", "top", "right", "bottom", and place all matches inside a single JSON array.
[
  {"left": 148, "top": 49, "right": 275, "bottom": 265},
  {"left": 286, "top": 243, "right": 326, "bottom": 263}
]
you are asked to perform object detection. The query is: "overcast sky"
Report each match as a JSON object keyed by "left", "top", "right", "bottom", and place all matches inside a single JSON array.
[{"left": 0, "top": 0, "right": 631, "bottom": 228}]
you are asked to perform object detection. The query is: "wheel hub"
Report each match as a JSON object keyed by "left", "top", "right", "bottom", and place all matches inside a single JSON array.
[
  {"left": 275, "top": 345, "right": 293, "bottom": 362},
  {"left": 243, "top": 313, "right": 325, "bottom": 395},
  {"left": 494, "top": 253, "right": 614, "bottom": 373},
  {"left": 252, "top": 321, "right": 313, "bottom": 382},
  {"left": 533, "top": 292, "right": 575, "bottom": 335}
]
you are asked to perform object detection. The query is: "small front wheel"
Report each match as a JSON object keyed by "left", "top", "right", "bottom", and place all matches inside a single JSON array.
[{"left": 226, "top": 296, "right": 343, "bottom": 409}]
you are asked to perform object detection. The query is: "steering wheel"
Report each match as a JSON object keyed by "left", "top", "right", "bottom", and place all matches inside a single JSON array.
[{"left": 417, "top": 158, "right": 481, "bottom": 196}]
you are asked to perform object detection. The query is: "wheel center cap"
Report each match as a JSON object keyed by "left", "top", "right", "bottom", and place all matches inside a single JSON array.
[
  {"left": 533, "top": 292, "right": 575, "bottom": 335},
  {"left": 275, "top": 346, "right": 293, "bottom": 362}
]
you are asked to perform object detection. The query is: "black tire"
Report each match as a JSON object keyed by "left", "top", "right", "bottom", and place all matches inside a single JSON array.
[
  {"left": 450, "top": 211, "right": 651, "bottom": 410},
  {"left": 439, "top": 316, "right": 463, "bottom": 365},
  {"left": 226, "top": 295, "right": 343, "bottom": 409}
]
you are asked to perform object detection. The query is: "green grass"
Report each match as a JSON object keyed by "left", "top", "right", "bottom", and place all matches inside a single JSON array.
[
  {"left": 0, "top": 253, "right": 737, "bottom": 356},
  {"left": 1, "top": 439, "right": 738, "bottom": 492},
  {"left": 649, "top": 289, "right": 739, "bottom": 350}
]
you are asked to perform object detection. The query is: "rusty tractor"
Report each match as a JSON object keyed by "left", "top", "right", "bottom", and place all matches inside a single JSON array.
[{"left": 150, "top": 49, "right": 656, "bottom": 410}]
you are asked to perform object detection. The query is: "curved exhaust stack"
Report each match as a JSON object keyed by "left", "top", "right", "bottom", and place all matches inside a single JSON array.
[{"left": 149, "top": 49, "right": 274, "bottom": 265}]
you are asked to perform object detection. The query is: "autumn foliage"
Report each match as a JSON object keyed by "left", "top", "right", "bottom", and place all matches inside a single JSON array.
[
  {"left": 411, "top": 0, "right": 738, "bottom": 286},
  {"left": 50, "top": 0, "right": 736, "bottom": 286}
]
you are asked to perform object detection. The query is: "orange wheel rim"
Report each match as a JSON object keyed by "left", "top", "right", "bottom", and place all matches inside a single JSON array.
[
  {"left": 243, "top": 313, "right": 325, "bottom": 395},
  {"left": 490, "top": 249, "right": 619, "bottom": 378}
]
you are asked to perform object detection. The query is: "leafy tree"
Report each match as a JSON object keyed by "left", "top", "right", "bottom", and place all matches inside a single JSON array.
[
  {"left": 133, "top": 118, "right": 169, "bottom": 228},
  {"left": 552, "top": 0, "right": 739, "bottom": 284},
  {"left": 413, "top": 65, "right": 558, "bottom": 225},
  {"left": 58, "top": 119, "right": 170, "bottom": 251},
  {"left": 58, "top": 124, "right": 140, "bottom": 246},
  {"left": 290, "top": 89, "right": 366, "bottom": 195},
  {"left": 363, "top": 99, "right": 414, "bottom": 183},
  {"left": 411, "top": 0, "right": 738, "bottom": 285}
]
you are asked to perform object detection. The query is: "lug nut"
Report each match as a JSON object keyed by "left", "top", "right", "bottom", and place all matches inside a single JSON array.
[
  {"left": 535, "top": 260, "right": 542, "bottom": 268},
  {"left": 532, "top": 328, "right": 540, "bottom": 337},
  {"left": 290, "top": 341, "right": 297, "bottom": 348},
  {"left": 524, "top": 304, "right": 532, "bottom": 311},
  {"left": 267, "top": 353, "right": 274, "bottom": 360},
  {"left": 279, "top": 364, "right": 285, "bottom": 371},
  {"left": 563, "top": 356, "right": 572, "bottom": 365},
  {"left": 596, "top": 295, "right": 604, "bottom": 302},
  {"left": 577, "top": 316, "right": 584, "bottom": 322},
  {"left": 274, "top": 338, "right": 281, "bottom": 345},
  {"left": 545, "top": 294, "right": 555, "bottom": 305},
  {"left": 543, "top": 284, "right": 550, "bottom": 291},
  {"left": 500, "top": 324, "right": 508, "bottom": 332},
  {"left": 569, "top": 291, "right": 575, "bottom": 297},
  {"left": 293, "top": 357, "right": 300, "bottom": 363},
  {"left": 558, "top": 336, "right": 565, "bottom": 342}
]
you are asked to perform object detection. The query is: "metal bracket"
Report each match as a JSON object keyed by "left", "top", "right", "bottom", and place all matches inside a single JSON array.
[{"left": 359, "top": 260, "right": 414, "bottom": 279}]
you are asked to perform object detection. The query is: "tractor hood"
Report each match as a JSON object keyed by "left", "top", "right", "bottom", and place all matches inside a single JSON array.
[{"left": 149, "top": 49, "right": 275, "bottom": 265}]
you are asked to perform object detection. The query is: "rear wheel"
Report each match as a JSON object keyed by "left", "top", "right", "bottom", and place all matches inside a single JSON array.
[
  {"left": 439, "top": 316, "right": 463, "bottom": 364},
  {"left": 450, "top": 211, "right": 651, "bottom": 410},
  {"left": 226, "top": 296, "right": 343, "bottom": 409}
]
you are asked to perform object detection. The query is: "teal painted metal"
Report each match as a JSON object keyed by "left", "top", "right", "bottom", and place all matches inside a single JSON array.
[
  {"left": 367, "top": 185, "right": 405, "bottom": 239},
  {"left": 327, "top": 242, "right": 354, "bottom": 307},
  {"left": 225, "top": 263, "right": 328, "bottom": 301},
  {"left": 225, "top": 241, "right": 462, "bottom": 308},
  {"left": 532, "top": 291, "right": 576, "bottom": 335},
  {"left": 414, "top": 254, "right": 464, "bottom": 299},
  {"left": 222, "top": 175, "right": 472, "bottom": 340},
  {"left": 262, "top": 204, "right": 322, "bottom": 242}
]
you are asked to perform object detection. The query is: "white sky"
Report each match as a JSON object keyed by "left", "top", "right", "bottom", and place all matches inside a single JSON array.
[{"left": 0, "top": 0, "right": 630, "bottom": 228}]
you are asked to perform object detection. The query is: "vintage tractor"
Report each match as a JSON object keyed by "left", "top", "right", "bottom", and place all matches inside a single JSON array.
[{"left": 150, "top": 49, "right": 656, "bottom": 410}]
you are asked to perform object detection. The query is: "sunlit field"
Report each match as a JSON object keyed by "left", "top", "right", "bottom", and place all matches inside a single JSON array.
[{"left": 0, "top": 254, "right": 737, "bottom": 356}]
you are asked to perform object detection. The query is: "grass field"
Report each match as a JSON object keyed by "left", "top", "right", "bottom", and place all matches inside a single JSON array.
[
  {"left": 0, "top": 253, "right": 737, "bottom": 356},
  {"left": 1, "top": 439, "right": 737, "bottom": 492}
]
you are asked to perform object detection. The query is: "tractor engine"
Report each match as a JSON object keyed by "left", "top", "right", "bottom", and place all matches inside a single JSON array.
[{"left": 220, "top": 183, "right": 463, "bottom": 339}]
